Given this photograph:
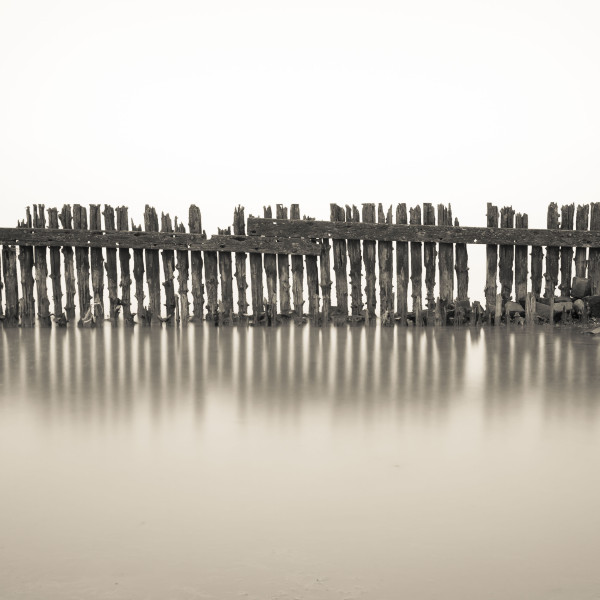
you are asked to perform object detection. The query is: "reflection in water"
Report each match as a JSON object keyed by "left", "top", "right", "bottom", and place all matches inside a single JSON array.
[{"left": 1, "top": 325, "right": 600, "bottom": 599}]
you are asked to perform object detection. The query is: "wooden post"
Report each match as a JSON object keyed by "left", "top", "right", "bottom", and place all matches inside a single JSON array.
[
  {"left": 204, "top": 246, "right": 219, "bottom": 322},
  {"left": 276, "top": 204, "right": 292, "bottom": 316},
  {"left": 59, "top": 205, "right": 76, "bottom": 322},
  {"left": 362, "top": 203, "right": 377, "bottom": 324},
  {"left": 233, "top": 206, "right": 248, "bottom": 320},
  {"left": 514, "top": 213, "right": 528, "bottom": 305},
  {"left": 263, "top": 206, "right": 278, "bottom": 324},
  {"left": 116, "top": 206, "right": 134, "bottom": 325},
  {"left": 559, "top": 203, "right": 575, "bottom": 297},
  {"left": 32, "top": 205, "right": 51, "bottom": 327},
  {"left": 188, "top": 205, "right": 205, "bottom": 322},
  {"left": 47, "top": 208, "right": 65, "bottom": 324},
  {"left": 348, "top": 205, "right": 363, "bottom": 320},
  {"left": 319, "top": 221, "right": 332, "bottom": 326},
  {"left": 377, "top": 204, "right": 394, "bottom": 325},
  {"left": 589, "top": 203, "right": 600, "bottom": 295},
  {"left": 161, "top": 213, "right": 177, "bottom": 325},
  {"left": 2, "top": 244, "right": 19, "bottom": 326},
  {"left": 144, "top": 206, "right": 162, "bottom": 324},
  {"left": 485, "top": 204, "right": 499, "bottom": 324},
  {"left": 575, "top": 204, "right": 589, "bottom": 278},
  {"left": 495, "top": 293, "right": 502, "bottom": 327},
  {"left": 396, "top": 203, "right": 409, "bottom": 326},
  {"left": 174, "top": 218, "right": 190, "bottom": 326},
  {"left": 455, "top": 217, "right": 469, "bottom": 304},
  {"left": 250, "top": 245, "right": 264, "bottom": 324},
  {"left": 525, "top": 292, "right": 536, "bottom": 326},
  {"left": 89, "top": 204, "right": 105, "bottom": 326},
  {"left": 423, "top": 203, "right": 437, "bottom": 319},
  {"left": 499, "top": 206, "right": 515, "bottom": 307},
  {"left": 17, "top": 208, "right": 35, "bottom": 327},
  {"left": 331, "top": 204, "right": 348, "bottom": 319},
  {"left": 131, "top": 221, "right": 148, "bottom": 325},
  {"left": 305, "top": 215, "right": 320, "bottom": 323},
  {"left": 218, "top": 226, "right": 234, "bottom": 325},
  {"left": 290, "top": 204, "right": 305, "bottom": 320},
  {"left": 410, "top": 205, "right": 422, "bottom": 326},
  {"left": 438, "top": 203, "right": 454, "bottom": 324},
  {"left": 544, "top": 202, "right": 560, "bottom": 299},
  {"left": 103, "top": 205, "right": 119, "bottom": 324},
  {"left": 73, "top": 204, "right": 91, "bottom": 326}
]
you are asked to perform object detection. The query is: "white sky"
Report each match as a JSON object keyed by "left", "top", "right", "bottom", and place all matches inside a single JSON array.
[{"left": 1, "top": 0, "right": 600, "bottom": 298}]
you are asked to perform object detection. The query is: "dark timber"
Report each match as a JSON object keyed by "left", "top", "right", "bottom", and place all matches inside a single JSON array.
[
  {"left": 290, "top": 204, "right": 304, "bottom": 319},
  {"left": 396, "top": 204, "right": 409, "bottom": 326},
  {"left": 544, "top": 203, "right": 560, "bottom": 299},
  {"left": 410, "top": 206, "right": 423, "bottom": 326},
  {"left": 89, "top": 205, "right": 105, "bottom": 326},
  {"left": 161, "top": 213, "right": 177, "bottom": 325},
  {"left": 590, "top": 203, "right": 600, "bottom": 295},
  {"left": 575, "top": 204, "right": 589, "bottom": 278},
  {"left": 499, "top": 206, "right": 515, "bottom": 308},
  {"left": 73, "top": 204, "right": 91, "bottom": 326},
  {"left": 18, "top": 208, "right": 35, "bottom": 327},
  {"left": 423, "top": 203, "right": 436, "bottom": 318},
  {"left": 116, "top": 206, "right": 134, "bottom": 325},
  {"left": 175, "top": 218, "right": 190, "bottom": 326},
  {"left": 514, "top": 213, "right": 528, "bottom": 305},
  {"left": 331, "top": 204, "right": 348, "bottom": 319},
  {"left": 263, "top": 206, "right": 278, "bottom": 324},
  {"left": 362, "top": 203, "right": 377, "bottom": 324},
  {"left": 32, "top": 205, "right": 51, "bottom": 327},
  {"left": 103, "top": 205, "right": 119, "bottom": 324},
  {"left": 132, "top": 221, "right": 147, "bottom": 325},
  {"left": 217, "top": 225, "right": 233, "bottom": 325},
  {"left": 188, "top": 205, "right": 204, "bottom": 323},
  {"left": 378, "top": 204, "right": 394, "bottom": 326},
  {"left": 438, "top": 204, "right": 453, "bottom": 323},
  {"left": 348, "top": 205, "right": 363, "bottom": 320},
  {"left": 485, "top": 204, "right": 498, "bottom": 324},
  {"left": 59, "top": 205, "right": 76, "bottom": 322},
  {"left": 2, "top": 240, "right": 19, "bottom": 326},
  {"left": 233, "top": 206, "right": 248, "bottom": 320},
  {"left": 454, "top": 217, "right": 469, "bottom": 303},
  {"left": 560, "top": 203, "right": 575, "bottom": 298},
  {"left": 144, "top": 206, "right": 161, "bottom": 324},
  {"left": 277, "top": 205, "right": 291, "bottom": 316}
]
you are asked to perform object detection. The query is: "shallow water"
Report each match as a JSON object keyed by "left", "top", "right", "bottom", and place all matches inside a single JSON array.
[{"left": 1, "top": 324, "right": 600, "bottom": 600}]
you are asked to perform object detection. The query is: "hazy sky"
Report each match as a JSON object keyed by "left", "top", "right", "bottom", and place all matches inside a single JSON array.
[{"left": 1, "top": 0, "right": 599, "bottom": 235}]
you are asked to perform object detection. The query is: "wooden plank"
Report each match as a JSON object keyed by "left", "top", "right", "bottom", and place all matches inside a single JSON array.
[
  {"left": 514, "top": 213, "right": 528, "bottom": 304},
  {"left": 396, "top": 204, "right": 409, "bottom": 326},
  {"left": 144, "top": 206, "right": 161, "bottom": 323},
  {"left": 362, "top": 203, "right": 377, "bottom": 324},
  {"left": 18, "top": 209, "right": 35, "bottom": 327},
  {"left": 544, "top": 203, "right": 560, "bottom": 298},
  {"left": 103, "top": 205, "right": 119, "bottom": 323},
  {"left": 319, "top": 222, "right": 332, "bottom": 325},
  {"left": 89, "top": 204, "right": 105, "bottom": 326},
  {"left": 2, "top": 244, "right": 19, "bottom": 327},
  {"left": 559, "top": 203, "right": 575, "bottom": 297},
  {"left": 263, "top": 206, "right": 278, "bottom": 324},
  {"left": 58, "top": 205, "right": 76, "bottom": 321},
  {"left": 423, "top": 203, "right": 437, "bottom": 314},
  {"left": 0, "top": 249, "right": 2, "bottom": 323},
  {"left": 218, "top": 226, "right": 234, "bottom": 325},
  {"left": 47, "top": 208, "right": 64, "bottom": 324},
  {"left": 175, "top": 218, "right": 190, "bottom": 326},
  {"left": 32, "top": 205, "right": 51, "bottom": 327},
  {"left": 438, "top": 204, "right": 454, "bottom": 317},
  {"left": 485, "top": 204, "right": 499, "bottom": 323},
  {"left": 276, "top": 205, "right": 291, "bottom": 315},
  {"left": 249, "top": 247, "right": 263, "bottom": 324},
  {"left": 378, "top": 204, "right": 393, "bottom": 325},
  {"left": 454, "top": 217, "right": 469, "bottom": 303},
  {"left": 188, "top": 205, "right": 204, "bottom": 322},
  {"left": 347, "top": 205, "right": 363, "bottom": 320},
  {"left": 410, "top": 206, "right": 423, "bottom": 326},
  {"left": 204, "top": 247, "right": 219, "bottom": 322},
  {"left": 131, "top": 221, "right": 148, "bottom": 325},
  {"left": 290, "top": 204, "right": 304, "bottom": 319},
  {"left": 575, "top": 204, "right": 589, "bottom": 278},
  {"left": 161, "top": 213, "right": 177, "bottom": 325},
  {"left": 116, "top": 206, "right": 134, "bottom": 325},
  {"left": 73, "top": 204, "right": 91, "bottom": 326},
  {"left": 305, "top": 214, "right": 320, "bottom": 323},
  {"left": 499, "top": 206, "right": 515, "bottom": 306},
  {"left": 233, "top": 206, "right": 248, "bottom": 319},
  {"left": 589, "top": 203, "right": 600, "bottom": 295},
  {"left": 331, "top": 204, "right": 348, "bottom": 318}
]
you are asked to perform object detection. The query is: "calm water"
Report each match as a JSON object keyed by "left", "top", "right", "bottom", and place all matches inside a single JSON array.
[{"left": 1, "top": 325, "right": 600, "bottom": 600}]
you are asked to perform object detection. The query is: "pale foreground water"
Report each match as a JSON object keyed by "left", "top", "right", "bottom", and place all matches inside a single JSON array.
[{"left": 1, "top": 325, "right": 600, "bottom": 600}]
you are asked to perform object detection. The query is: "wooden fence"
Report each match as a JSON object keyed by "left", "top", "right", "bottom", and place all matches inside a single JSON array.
[{"left": 1, "top": 202, "right": 599, "bottom": 328}]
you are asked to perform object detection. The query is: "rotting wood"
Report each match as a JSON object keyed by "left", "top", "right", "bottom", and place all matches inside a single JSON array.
[
  {"left": 495, "top": 293, "right": 502, "bottom": 327},
  {"left": 17, "top": 208, "right": 35, "bottom": 327},
  {"left": 410, "top": 206, "right": 423, "bottom": 326},
  {"left": 218, "top": 226, "right": 234, "bottom": 325},
  {"left": 32, "top": 205, "right": 51, "bottom": 327},
  {"left": 204, "top": 245, "right": 219, "bottom": 322},
  {"left": 499, "top": 206, "right": 515, "bottom": 307},
  {"left": 276, "top": 205, "right": 291, "bottom": 316},
  {"left": 455, "top": 217, "right": 469, "bottom": 304},
  {"left": 544, "top": 203, "right": 560, "bottom": 298},
  {"left": 485, "top": 204, "right": 499, "bottom": 324},
  {"left": 188, "top": 205, "right": 204, "bottom": 322},
  {"left": 116, "top": 206, "right": 134, "bottom": 326},
  {"left": 347, "top": 205, "right": 363, "bottom": 320},
  {"left": 331, "top": 204, "right": 348, "bottom": 319},
  {"left": 362, "top": 203, "right": 377, "bottom": 324},
  {"left": 559, "top": 203, "right": 575, "bottom": 297},
  {"left": 438, "top": 204, "right": 454, "bottom": 323},
  {"left": 144, "top": 206, "right": 161, "bottom": 324},
  {"left": 174, "top": 218, "right": 190, "bottom": 326},
  {"left": 161, "top": 213, "right": 177, "bottom": 325},
  {"left": 305, "top": 214, "right": 320, "bottom": 323},
  {"left": 73, "top": 204, "right": 91, "bottom": 326},
  {"left": 589, "top": 203, "right": 600, "bottom": 295},
  {"left": 233, "top": 206, "right": 248, "bottom": 320},
  {"left": 378, "top": 204, "right": 393, "bottom": 326},
  {"left": 47, "top": 208, "right": 64, "bottom": 324},
  {"left": 103, "top": 205, "right": 119, "bottom": 324},
  {"left": 2, "top": 244, "right": 19, "bottom": 326},
  {"left": 575, "top": 204, "right": 589, "bottom": 278},
  {"left": 514, "top": 213, "right": 528, "bottom": 304},
  {"left": 249, "top": 245, "right": 263, "bottom": 324},
  {"left": 396, "top": 203, "right": 409, "bottom": 326},
  {"left": 423, "top": 203, "right": 436, "bottom": 318},
  {"left": 290, "top": 204, "right": 304, "bottom": 320},
  {"left": 319, "top": 218, "right": 332, "bottom": 326},
  {"left": 131, "top": 221, "right": 148, "bottom": 325},
  {"left": 59, "top": 205, "right": 76, "bottom": 321},
  {"left": 263, "top": 206, "right": 278, "bottom": 324},
  {"left": 89, "top": 205, "right": 105, "bottom": 326}
]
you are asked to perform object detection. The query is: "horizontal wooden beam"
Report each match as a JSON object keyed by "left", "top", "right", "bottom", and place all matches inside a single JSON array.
[
  {"left": 0, "top": 228, "right": 322, "bottom": 255},
  {"left": 248, "top": 218, "right": 600, "bottom": 247}
]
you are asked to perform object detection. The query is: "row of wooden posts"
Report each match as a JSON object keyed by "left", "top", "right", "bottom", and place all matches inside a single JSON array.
[{"left": 1, "top": 202, "right": 599, "bottom": 328}]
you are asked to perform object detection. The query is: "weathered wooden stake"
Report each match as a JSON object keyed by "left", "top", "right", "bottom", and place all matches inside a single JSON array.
[
  {"left": 485, "top": 204, "right": 499, "bottom": 324},
  {"left": 319, "top": 220, "right": 332, "bottom": 325},
  {"left": 409, "top": 206, "right": 422, "bottom": 326},
  {"left": 73, "top": 204, "right": 91, "bottom": 326},
  {"left": 263, "top": 206, "right": 278, "bottom": 324},
  {"left": 438, "top": 204, "right": 454, "bottom": 323},
  {"left": 305, "top": 214, "right": 320, "bottom": 323},
  {"left": 89, "top": 204, "right": 105, "bottom": 326},
  {"left": 423, "top": 203, "right": 437, "bottom": 318},
  {"left": 290, "top": 204, "right": 305, "bottom": 319},
  {"left": 455, "top": 217, "right": 469, "bottom": 304},
  {"left": 331, "top": 204, "right": 348, "bottom": 319},
  {"left": 204, "top": 246, "right": 219, "bottom": 322},
  {"left": 377, "top": 204, "right": 394, "bottom": 325},
  {"left": 494, "top": 293, "right": 502, "bottom": 327},
  {"left": 589, "top": 203, "right": 600, "bottom": 295},
  {"left": 396, "top": 203, "right": 409, "bottom": 325},
  {"left": 161, "top": 213, "right": 177, "bottom": 325},
  {"left": 514, "top": 213, "right": 528, "bottom": 305},
  {"left": 59, "top": 205, "right": 76, "bottom": 321},
  {"left": 144, "top": 206, "right": 162, "bottom": 324},
  {"left": 218, "top": 226, "right": 234, "bottom": 325},
  {"left": 116, "top": 206, "right": 134, "bottom": 325},
  {"left": 32, "top": 205, "right": 51, "bottom": 326},
  {"left": 348, "top": 205, "right": 363, "bottom": 320},
  {"left": 188, "top": 205, "right": 205, "bottom": 322},
  {"left": 174, "top": 218, "right": 190, "bottom": 326},
  {"left": 103, "top": 205, "right": 119, "bottom": 323},
  {"left": 233, "top": 206, "right": 248, "bottom": 320},
  {"left": 47, "top": 208, "right": 64, "bottom": 324},
  {"left": 2, "top": 244, "right": 19, "bottom": 326},
  {"left": 499, "top": 206, "right": 515, "bottom": 307},
  {"left": 544, "top": 203, "right": 560, "bottom": 299},
  {"left": 575, "top": 204, "right": 589, "bottom": 278},
  {"left": 362, "top": 203, "right": 377, "bottom": 324},
  {"left": 131, "top": 221, "right": 148, "bottom": 325},
  {"left": 559, "top": 203, "right": 575, "bottom": 297},
  {"left": 276, "top": 205, "right": 292, "bottom": 316}
]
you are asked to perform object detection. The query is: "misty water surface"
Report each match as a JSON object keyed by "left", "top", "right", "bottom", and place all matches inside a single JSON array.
[{"left": 1, "top": 325, "right": 599, "bottom": 600}]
